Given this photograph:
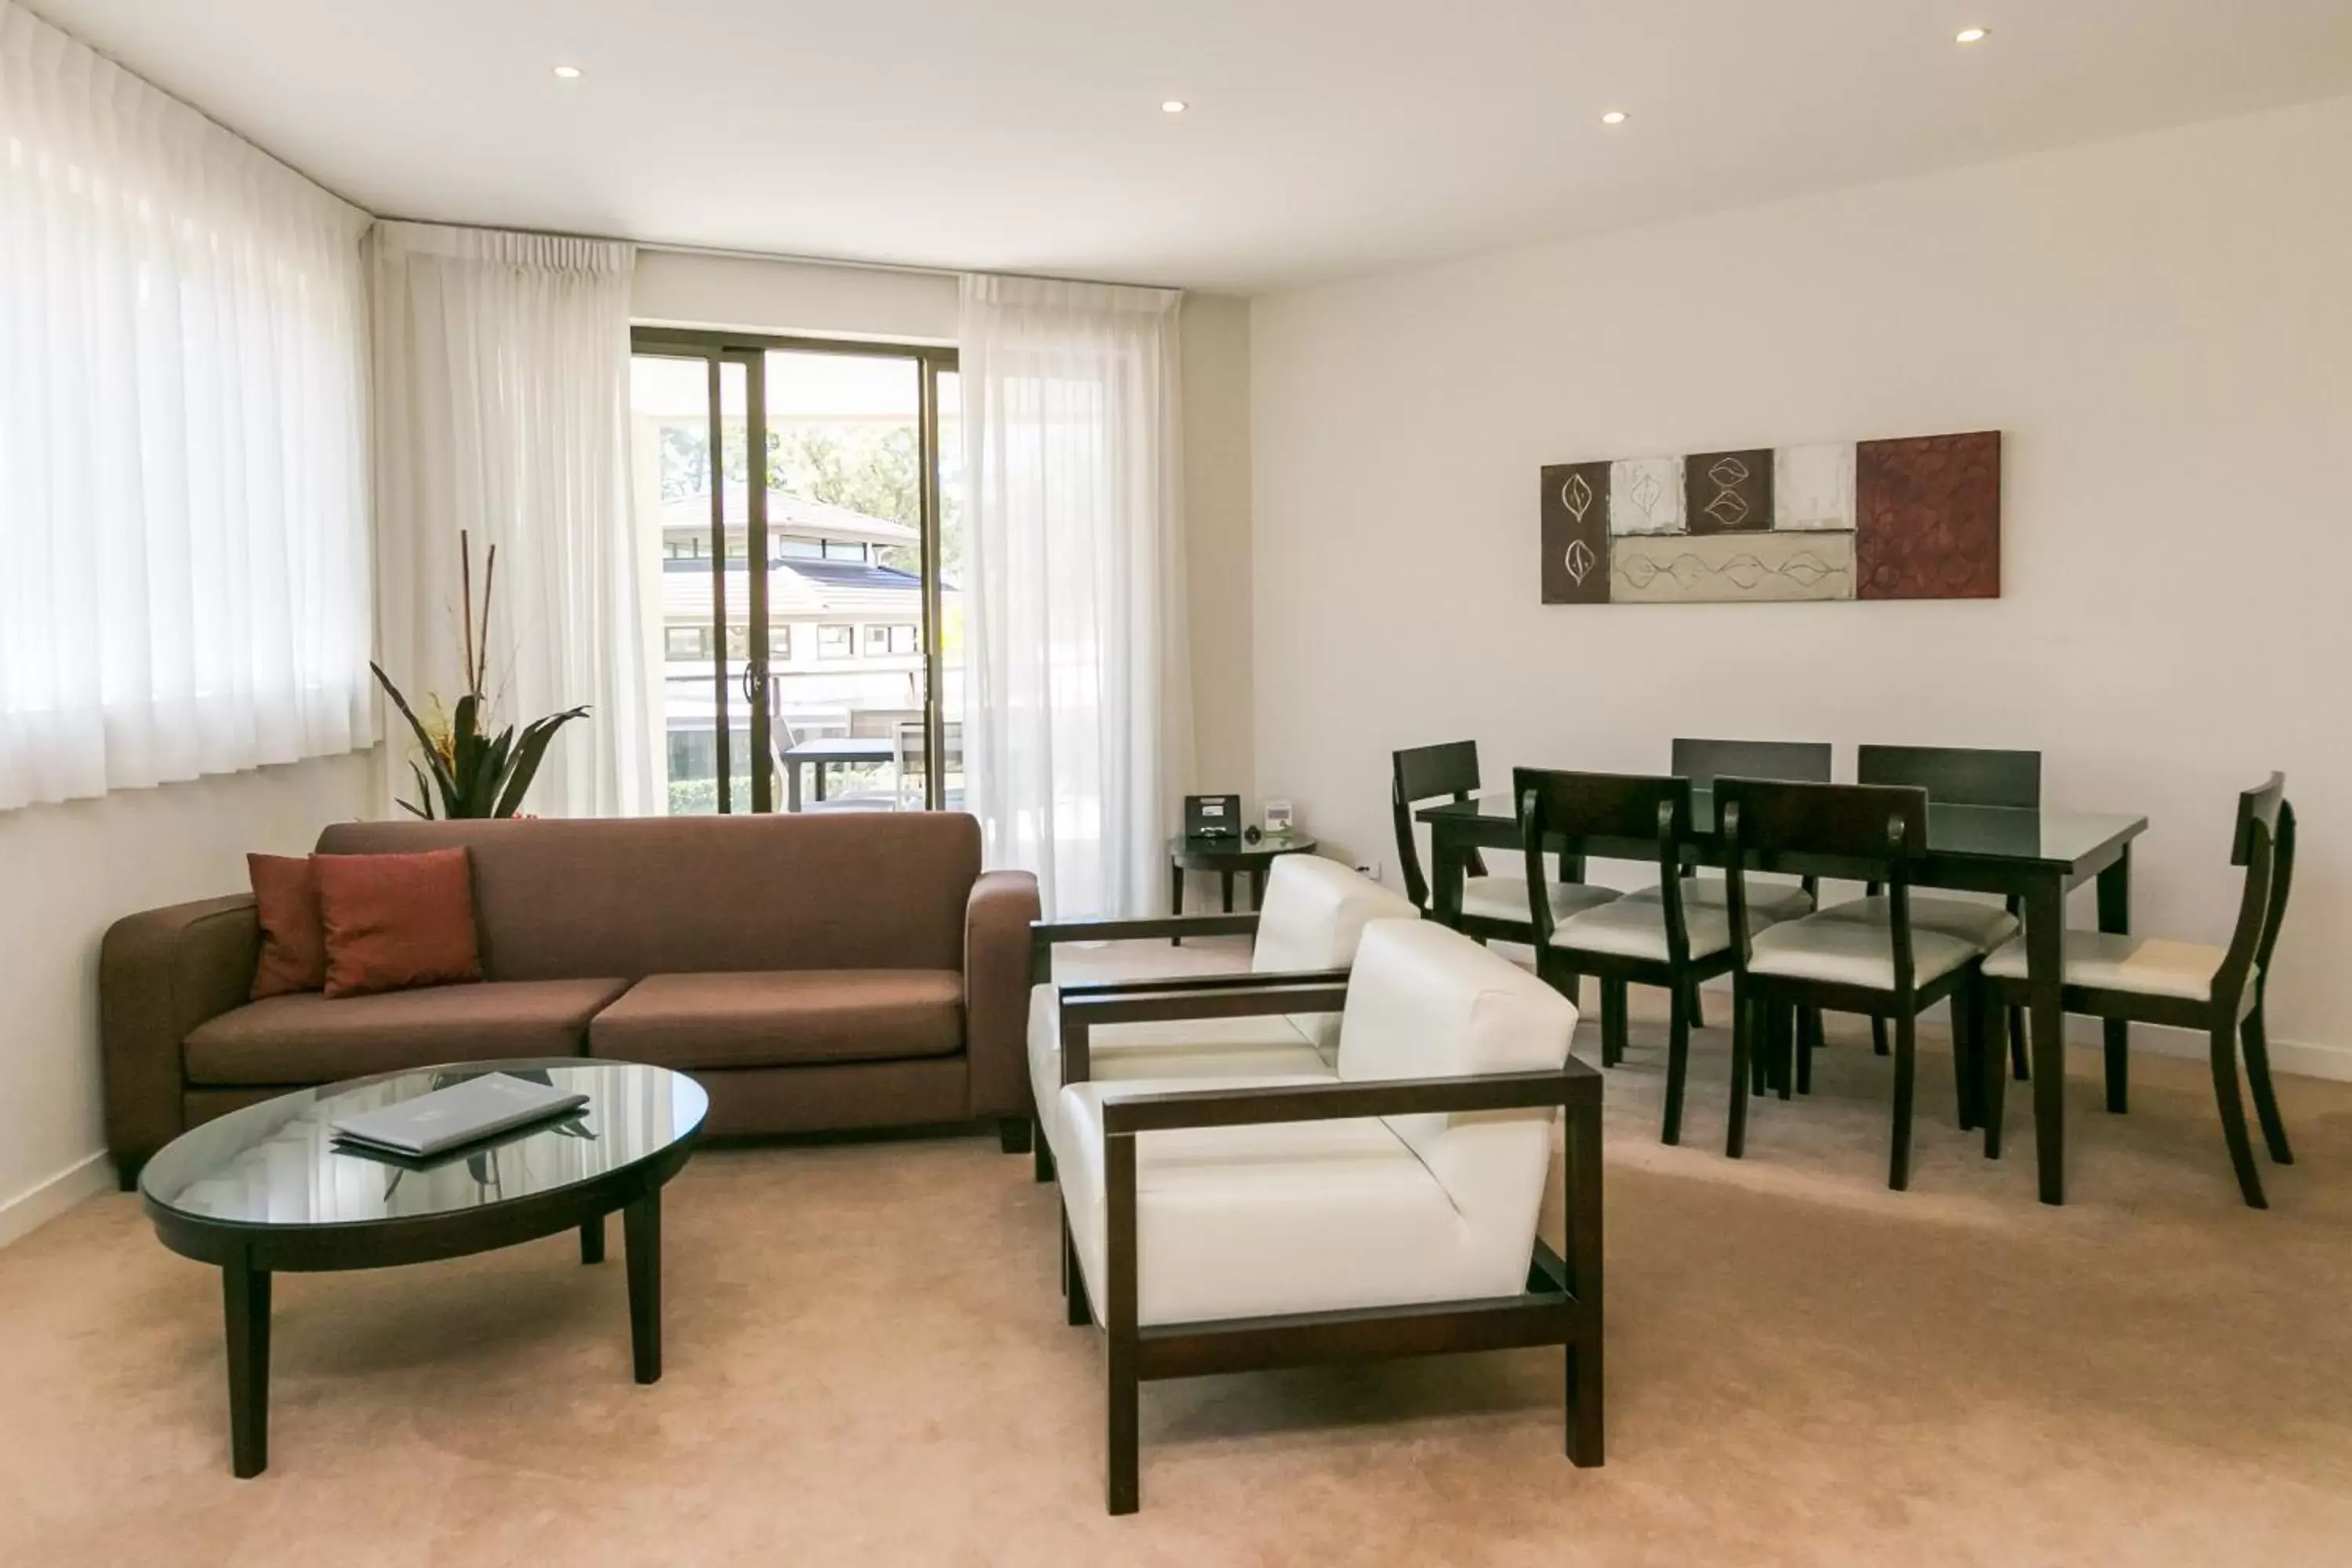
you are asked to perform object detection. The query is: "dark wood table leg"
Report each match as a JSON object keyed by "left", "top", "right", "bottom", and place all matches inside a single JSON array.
[
  {"left": 1219, "top": 870, "right": 1235, "bottom": 913},
  {"left": 813, "top": 761, "right": 829, "bottom": 804},
  {"left": 786, "top": 760, "right": 801, "bottom": 813},
  {"left": 1248, "top": 866, "right": 1268, "bottom": 909},
  {"left": 624, "top": 1191, "right": 663, "bottom": 1385},
  {"left": 1169, "top": 862, "right": 1185, "bottom": 944},
  {"left": 2097, "top": 845, "right": 2132, "bottom": 1113},
  {"left": 223, "top": 1248, "right": 270, "bottom": 1479},
  {"left": 2024, "top": 873, "right": 2068, "bottom": 1205},
  {"left": 580, "top": 1216, "right": 605, "bottom": 1264}
]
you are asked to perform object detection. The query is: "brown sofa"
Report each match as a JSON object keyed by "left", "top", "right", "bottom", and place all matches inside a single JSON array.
[{"left": 100, "top": 812, "right": 1040, "bottom": 1188}]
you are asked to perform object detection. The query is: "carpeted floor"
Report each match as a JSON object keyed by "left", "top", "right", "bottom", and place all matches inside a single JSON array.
[{"left": 5, "top": 938, "right": 2351, "bottom": 1566}]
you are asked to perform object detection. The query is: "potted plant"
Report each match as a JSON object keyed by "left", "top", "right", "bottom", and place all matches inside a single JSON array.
[{"left": 371, "top": 531, "right": 590, "bottom": 819}]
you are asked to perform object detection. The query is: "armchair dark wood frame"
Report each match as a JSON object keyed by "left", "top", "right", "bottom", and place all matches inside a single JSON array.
[
  {"left": 1857, "top": 744, "right": 2042, "bottom": 1083},
  {"left": 1516, "top": 768, "right": 1729, "bottom": 1145},
  {"left": 1979, "top": 778, "right": 2296, "bottom": 1209},
  {"left": 1026, "top": 909, "right": 1347, "bottom": 1183},
  {"left": 1056, "top": 982, "right": 1604, "bottom": 1515},
  {"left": 1719, "top": 778, "right": 1987, "bottom": 1192},
  {"left": 1393, "top": 741, "right": 1586, "bottom": 944}
]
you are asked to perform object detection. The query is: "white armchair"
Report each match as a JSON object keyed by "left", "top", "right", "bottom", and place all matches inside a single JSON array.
[
  {"left": 1025, "top": 855, "right": 1416, "bottom": 1173},
  {"left": 1052, "top": 917, "right": 1603, "bottom": 1513}
]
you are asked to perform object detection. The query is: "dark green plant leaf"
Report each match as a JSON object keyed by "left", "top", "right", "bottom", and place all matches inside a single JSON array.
[
  {"left": 494, "top": 706, "right": 590, "bottom": 818},
  {"left": 402, "top": 759, "right": 438, "bottom": 820},
  {"left": 371, "top": 662, "right": 462, "bottom": 808}
]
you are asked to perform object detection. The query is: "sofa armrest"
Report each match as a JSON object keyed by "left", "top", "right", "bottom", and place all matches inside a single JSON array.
[
  {"left": 100, "top": 892, "right": 260, "bottom": 1187},
  {"left": 965, "top": 869, "right": 1043, "bottom": 1121}
]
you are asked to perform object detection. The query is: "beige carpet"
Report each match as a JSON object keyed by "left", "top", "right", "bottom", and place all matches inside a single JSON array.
[{"left": 5, "top": 939, "right": 2352, "bottom": 1566}]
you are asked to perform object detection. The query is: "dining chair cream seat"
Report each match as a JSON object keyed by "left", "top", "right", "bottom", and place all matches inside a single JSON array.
[
  {"left": 1747, "top": 916, "right": 1982, "bottom": 991},
  {"left": 1625, "top": 875, "right": 1813, "bottom": 925},
  {"left": 1058, "top": 917, "right": 1570, "bottom": 1313},
  {"left": 1811, "top": 894, "right": 2021, "bottom": 953},
  {"left": 1461, "top": 874, "right": 1621, "bottom": 927},
  {"left": 1982, "top": 931, "right": 2222, "bottom": 1001},
  {"left": 1548, "top": 894, "right": 1780, "bottom": 964},
  {"left": 1026, "top": 855, "right": 1414, "bottom": 1161}
]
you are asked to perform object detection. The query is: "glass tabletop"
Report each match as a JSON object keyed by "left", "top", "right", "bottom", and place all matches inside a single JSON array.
[
  {"left": 140, "top": 1060, "right": 708, "bottom": 1231},
  {"left": 1417, "top": 787, "right": 2145, "bottom": 869}
]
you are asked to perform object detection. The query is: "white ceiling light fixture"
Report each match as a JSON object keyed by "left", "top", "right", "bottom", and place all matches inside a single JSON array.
[
  {"left": 1160, "top": 99, "right": 1189, "bottom": 114},
  {"left": 1600, "top": 110, "right": 1628, "bottom": 125},
  {"left": 1955, "top": 27, "right": 1990, "bottom": 45},
  {"left": 553, "top": 64, "right": 583, "bottom": 79}
]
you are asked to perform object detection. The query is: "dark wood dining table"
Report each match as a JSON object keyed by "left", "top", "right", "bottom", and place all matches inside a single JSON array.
[{"left": 1416, "top": 789, "right": 2148, "bottom": 1206}]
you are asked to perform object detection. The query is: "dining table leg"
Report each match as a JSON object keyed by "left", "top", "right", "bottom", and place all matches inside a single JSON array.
[
  {"left": 786, "top": 760, "right": 801, "bottom": 813},
  {"left": 2097, "top": 846, "right": 2132, "bottom": 1113},
  {"left": 2024, "top": 873, "right": 2069, "bottom": 1205}
]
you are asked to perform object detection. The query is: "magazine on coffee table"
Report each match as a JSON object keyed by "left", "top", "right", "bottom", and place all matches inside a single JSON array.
[{"left": 330, "top": 1073, "right": 590, "bottom": 1159}]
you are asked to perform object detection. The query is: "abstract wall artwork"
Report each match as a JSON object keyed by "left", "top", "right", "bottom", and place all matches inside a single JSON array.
[{"left": 1540, "top": 430, "right": 1999, "bottom": 604}]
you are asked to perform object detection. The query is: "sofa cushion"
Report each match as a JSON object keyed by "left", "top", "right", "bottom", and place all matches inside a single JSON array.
[
  {"left": 247, "top": 854, "right": 327, "bottom": 1000},
  {"left": 314, "top": 848, "right": 484, "bottom": 997},
  {"left": 183, "top": 978, "right": 630, "bottom": 1087},
  {"left": 313, "top": 815, "right": 980, "bottom": 980},
  {"left": 590, "top": 971, "right": 964, "bottom": 1070}
]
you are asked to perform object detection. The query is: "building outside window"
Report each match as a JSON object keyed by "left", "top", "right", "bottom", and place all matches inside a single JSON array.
[
  {"left": 817, "top": 623, "right": 853, "bottom": 659},
  {"left": 666, "top": 626, "right": 710, "bottom": 661},
  {"left": 864, "top": 623, "right": 918, "bottom": 656}
]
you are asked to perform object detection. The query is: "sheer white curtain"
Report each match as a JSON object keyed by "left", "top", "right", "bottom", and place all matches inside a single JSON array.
[
  {"left": 369, "top": 223, "right": 655, "bottom": 819},
  {"left": 0, "top": 2, "right": 372, "bottom": 811},
  {"left": 959, "top": 274, "right": 1192, "bottom": 918}
]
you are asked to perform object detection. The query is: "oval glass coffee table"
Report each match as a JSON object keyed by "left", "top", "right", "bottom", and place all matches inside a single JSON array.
[{"left": 139, "top": 1058, "right": 708, "bottom": 1477}]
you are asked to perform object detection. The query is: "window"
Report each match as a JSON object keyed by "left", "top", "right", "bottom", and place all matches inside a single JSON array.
[
  {"left": 823, "top": 539, "right": 869, "bottom": 562},
  {"left": 778, "top": 537, "right": 824, "bottom": 561},
  {"left": 665, "top": 535, "right": 705, "bottom": 561},
  {"left": 724, "top": 625, "right": 750, "bottom": 659},
  {"left": 864, "top": 623, "right": 918, "bottom": 656},
  {"left": 817, "top": 624, "right": 854, "bottom": 659},
  {"left": 769, "top": 624, "right": 794, "bottom": 661},
  {"left": 666, "top": 626, "right": 710, "bottom": 661}
]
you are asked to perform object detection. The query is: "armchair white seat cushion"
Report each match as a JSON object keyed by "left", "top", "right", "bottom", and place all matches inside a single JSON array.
[
  {"left": 1982, "top": 931, "right": 2223, "bottom": 1002},
  {"left": 1810, "top": 895, "right": 2021, "bottom": 952},
  {"left": 1059, "top": 918, "right": 1577, "bottom": 1327},
  {"left": 1030, "top": 857, "right": 1411, "bottom": 1156},
  {"left": 1626, "top": 876, "right": 1813, "bottom": 925},
  {"left": 1460, "top": 874, "right": 1620, "bottom": 926},
  {"left": 1544, "top": 895, "right": 1773, "bottom": 962},
  {"left": 1748, "top": 913, "right": 1980, "bottom": 990}
]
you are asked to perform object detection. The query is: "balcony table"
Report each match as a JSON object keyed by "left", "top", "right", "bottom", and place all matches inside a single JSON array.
[{"left": 1416, "top": 789, "right": 2147, "bottom": 1206}]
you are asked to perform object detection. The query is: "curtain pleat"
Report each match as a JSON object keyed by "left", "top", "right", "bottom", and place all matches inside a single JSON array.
[
  {"left": 368, "top": 221, "right": 653, "bottom": 819},
  {"left": 958, "top": 274, "right": 1191, "bottom": 919},
  {"left": 0, "top": 1, "right": 373, "bottom": 811}
]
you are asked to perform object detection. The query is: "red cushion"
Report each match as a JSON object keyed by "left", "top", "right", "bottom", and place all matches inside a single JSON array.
[
  {"left": 247, "top": 853, "right": 327, "bottom": 1000},
  {"left": 315, "top": 848, "right": 485, "bottom": 999}
]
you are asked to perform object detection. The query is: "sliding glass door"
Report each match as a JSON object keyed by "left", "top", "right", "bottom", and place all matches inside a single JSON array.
[{"left": 628, "top": 332, "right": 959, "bottom": 814}]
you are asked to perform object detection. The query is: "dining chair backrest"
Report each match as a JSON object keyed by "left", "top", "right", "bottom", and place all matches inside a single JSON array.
[
  {"left": 1392, "top": 741, "right": 1484, "bottom": 909},
  {"left": 1671, "top": 738, "right": 1832, "bottom": 789},
  {"left": 2218, "top": 773, "right": 2292, "bottom": 1010},
  {"left": 1857, "top": 745, "right": 2042, "bottom": 810},
  {"left": 1513, "top": 768, "right": 1693, "bottom": 946}
]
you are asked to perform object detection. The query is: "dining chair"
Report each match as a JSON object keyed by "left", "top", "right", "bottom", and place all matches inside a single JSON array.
[
  {"left": 1719, "top": 778, "right": 1989, "bottom": 1191},
  {"left": 1518, "top": 768, "right": 1766, "bottom": 1145},
  {"left": 1638, "top": 739, "right": 1834, "bottom": 1033},
  {"left": 1979, "top": 774, "right": 2296, "bottom": 1208},
  {"left": 1849, "top": 745, "right": 2042, "bottom": 1077},
  {"left": 1391, "top": 741, "right": 1617, "bottom": 945}
]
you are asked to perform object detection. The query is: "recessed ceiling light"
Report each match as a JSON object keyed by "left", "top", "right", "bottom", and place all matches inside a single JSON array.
[
  {"left": 1600, "top": 110, "right": 1628, "bottom": 125},
  {"left": 1160, "top": 100, "right": 1188, "bottom": 114},
  {"left": 1955, "top": 27, "right": 1989, "bottom": 44},
  {"left": 553, "top": 64, "right": 583, "bottom": 79}
]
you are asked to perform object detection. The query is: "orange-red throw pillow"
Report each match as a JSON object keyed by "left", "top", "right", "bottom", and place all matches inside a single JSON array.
[
  {"left": 314, "top": 848, "right": 485, "bottom": 998},
  {"left": 248, "top": 853, "right": 327, "bottom": 1000}
]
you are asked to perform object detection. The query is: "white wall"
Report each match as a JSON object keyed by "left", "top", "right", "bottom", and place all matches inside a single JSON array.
[
  {"left": 1249, "top": 96, "right": 2352, "bottom": 1056},
  {"left": 0, "top": 752, "right": 377, "bottom": 1242},
  {"left": 630, "top": 253, "right": 1258, "bottom": 808}
]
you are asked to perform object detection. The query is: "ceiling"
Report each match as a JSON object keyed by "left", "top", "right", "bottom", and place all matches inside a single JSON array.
[{"left": 27, "top": 0, "right": 2352, "bottom": 292}]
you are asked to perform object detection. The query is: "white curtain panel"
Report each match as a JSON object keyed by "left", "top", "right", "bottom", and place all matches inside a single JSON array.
[
  {"left": 369, "top": 222, "right": 655, "bottom": 819},
  {"left": 0, "top": 2, "right": 373, "bottom": 811},
  {"left": 959, "top": 274, "right": 1192, "bottom": 918}
]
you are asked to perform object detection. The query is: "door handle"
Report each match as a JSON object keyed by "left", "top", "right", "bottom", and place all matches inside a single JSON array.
[{"left": 741, "top": 662, "right": 760, "bottom": 706}]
